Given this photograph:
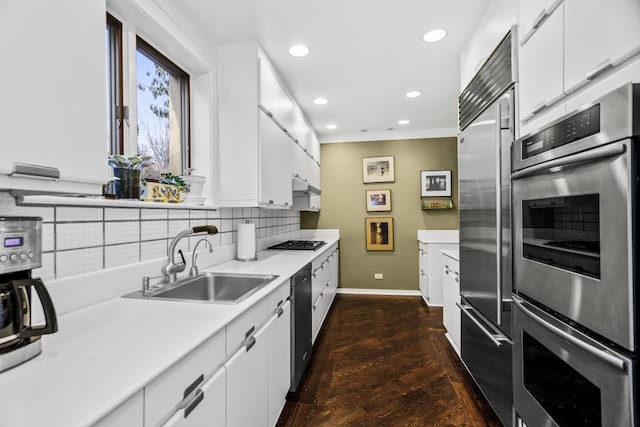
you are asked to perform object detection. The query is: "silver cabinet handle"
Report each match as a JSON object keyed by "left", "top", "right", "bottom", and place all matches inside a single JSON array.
[
  {"left": 532, "top": 9, "right": 547, "bottom": 29},
  {"left": 530, "top": 101, "right": 547, "bottom": 116},
  {"left": 513, "top": 297, "right": 626, "bottom": 371},
  {"left": 184, "top": 390, "right": 204, "bottom": 418},
  {"left": 246, "top": 336, "right": 256, "bottom": 352},
  {"left": 457, "top": 302, "right": 510, "bottom": 347},
  {"left": 586, "top": 58, "right": 613, "bottom": 81}
]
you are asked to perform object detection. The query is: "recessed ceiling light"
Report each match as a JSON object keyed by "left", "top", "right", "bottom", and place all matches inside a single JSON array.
[
  {"left": 313, "top": 98, "right": 328, "bottom": 105},
  {"left": 423, "top": 29, "right": 447, "bottom": 43},
  {"left": 398, "top": 120, "right": 410, "bottom": 125},
  {"left": 326, "top": 124, "right": 337, "bottom": 130},
  {"left": 406, "top": 90, "right": 422, "bottom": 98},
  {"left": 289, "top": 45, "right": 309, "bottom": 57}
]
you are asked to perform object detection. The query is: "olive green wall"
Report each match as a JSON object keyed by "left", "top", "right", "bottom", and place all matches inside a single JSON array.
[{"left": 301, "top": 137, "right": 458, "bottom": 291}]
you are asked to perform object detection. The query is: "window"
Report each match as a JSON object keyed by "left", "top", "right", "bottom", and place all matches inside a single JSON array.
[
  {"left": 105, "top": 14, "right": 123, "bottom": 155},
  {"left": 136, "top": 37, "right": 190, "bottom": 178}
]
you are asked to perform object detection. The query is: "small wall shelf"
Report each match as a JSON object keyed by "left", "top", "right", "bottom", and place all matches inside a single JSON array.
[{"left": 421, "top": 199, "right": 453, "bottom": 210}]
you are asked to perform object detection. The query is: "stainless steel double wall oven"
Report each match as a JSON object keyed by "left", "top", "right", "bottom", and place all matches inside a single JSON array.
[{"left": 511, "top": 84, "right": 639, "bottom": 426}]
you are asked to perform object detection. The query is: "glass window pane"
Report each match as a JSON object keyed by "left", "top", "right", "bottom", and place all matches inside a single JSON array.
[{"left": 136, "top": 40, "right": 189, "bottom": 179}]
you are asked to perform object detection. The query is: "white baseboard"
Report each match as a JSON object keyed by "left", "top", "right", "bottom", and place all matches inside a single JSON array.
[{"left": 337, "top": 288, "right": 421, "bottom": 296}]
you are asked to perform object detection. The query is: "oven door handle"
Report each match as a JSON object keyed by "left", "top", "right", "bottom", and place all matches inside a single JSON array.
[
  {"left": 457, "top": 302, "right": 511, "bottom": 348},
  {"left": 511, "top": 143, "right": 626, "bottom": 180},
  {"left": 513, "top": 297, "right": 627, "bottom": 371}
]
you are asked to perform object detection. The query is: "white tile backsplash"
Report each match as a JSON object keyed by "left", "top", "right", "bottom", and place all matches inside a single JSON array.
[
  {"left": 141, "top": 221, "right": 168, "bottom": 241},
  {"left": 42, "top": 223, "right": 55, "bottom": 252},
  {"left": 105, "top": 243, "right": 140, "bottom": 269},
  {"left": 57, "top": 207, "right": 103, "bottom": 222},
  {"left": 141, "top": 209, "right": 168, "bottom": 220},
  {"left": 105, "top": 221, "right": 140, "bottom": 245},
  {"left": 56, "top": 247, "right": 103, "bottom": 278},
  {"left": 56, "top": 223, "right": 103, "bottom": 250},
  {"left": 141, "top": 240, "right": 168, "bottom": 261},
  {"left": 105, "top": 208, "right": 139, "bottom": 221},
  {"left": 1, "top": 196, "right": 299, "bottom": 281}
]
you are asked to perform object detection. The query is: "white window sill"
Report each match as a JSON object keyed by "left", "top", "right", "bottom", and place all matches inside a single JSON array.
[{"left": 18, "top": 195, "right": 218, "bottom": 210}]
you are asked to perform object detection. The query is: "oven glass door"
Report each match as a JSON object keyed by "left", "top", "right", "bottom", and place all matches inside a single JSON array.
[
  {"left": 513, "top": 297, "right": 636, "bottom": 427},
  {"left": 512, "top": 138, "right": 634, "bottom": 350}
]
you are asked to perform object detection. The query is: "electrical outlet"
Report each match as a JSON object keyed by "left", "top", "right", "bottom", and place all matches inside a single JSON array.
[{"left": 374, "top": 273, "right": 383, "bottom": 280}]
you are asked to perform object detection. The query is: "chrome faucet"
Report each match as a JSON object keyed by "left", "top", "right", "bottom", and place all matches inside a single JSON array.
[
  {"left": 163, "top": 225, "right": 218, "bottom": 283},
  {"left": 190, "top": 238, "right": 214, "bottom": 277}
]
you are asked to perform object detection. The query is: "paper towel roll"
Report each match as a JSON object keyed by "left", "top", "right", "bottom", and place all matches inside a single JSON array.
[{"left": 237, "top": 222, "right": 257, "bottom": 261}]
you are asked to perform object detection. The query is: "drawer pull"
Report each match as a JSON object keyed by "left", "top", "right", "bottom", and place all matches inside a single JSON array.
[
  {"left": 277, "top": 307, "right": 284, "bottom": 317},
  {"left": 245, "top": 326, "right": 255, "bottom": 338},
  {"left": 246, "top": 336, "right": 257, "bottom": 352},
  {"left": 277, "top": 299, "right": 284, "bottom": 307},
  {"left": 184, "top": 390, "right": 204, "bottom": 418},
  {"left": 184, "top": 374, "right": 204, "bottom": 399}
]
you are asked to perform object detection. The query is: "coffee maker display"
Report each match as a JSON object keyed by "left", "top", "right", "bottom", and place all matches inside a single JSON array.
[{"left": 0, "top": 216, "right": 57, "bottom": 373}]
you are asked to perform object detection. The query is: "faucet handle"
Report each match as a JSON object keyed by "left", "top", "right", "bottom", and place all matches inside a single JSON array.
[{"left": 178, "top": 249, "right": 186, "bottom": 266}]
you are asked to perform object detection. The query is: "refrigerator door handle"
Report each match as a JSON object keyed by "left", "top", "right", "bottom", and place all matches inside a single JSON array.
[
  {"left": 495, "top": 102, "right": 503, "bottom": 326},
  {"left": 458, "top": 302, "right": 510, "bottom": 347}
]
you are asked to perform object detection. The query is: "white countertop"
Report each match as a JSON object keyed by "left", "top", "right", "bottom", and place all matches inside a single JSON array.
[
  {"left": 0, "top": 237, "right": 339, "bottom": 427},
  {"left": 441, "top": 249, "right": 459, "bottom": 261},
  {"left": 417, "top": 229, "right": 459, "bottom": 243}
]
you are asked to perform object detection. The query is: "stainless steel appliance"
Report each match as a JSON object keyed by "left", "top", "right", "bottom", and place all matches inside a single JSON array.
[
  {"left": 0, "top": 216, "right": 58, "bottom": 373},
  {"left": 290, "top": 263, "right": 312, "bottom": 392},
  {"left": 511, "top": 83, "right": 639, "bottom": 426},
  {"left": 458, "top": 30, "right": 516, "bottom": 427},
  {"left": 511, "top": 83, "right": 639, "bottom": 351},
  {"left": 268, "top": 240, "right": 326, "bottom": 251}
]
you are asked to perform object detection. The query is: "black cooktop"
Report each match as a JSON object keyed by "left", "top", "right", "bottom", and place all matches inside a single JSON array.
[{"left": 268, "top": 240, "right": 326, "bottom": 251}]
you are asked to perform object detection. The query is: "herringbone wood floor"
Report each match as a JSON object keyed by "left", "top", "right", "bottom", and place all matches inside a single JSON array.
[{"left": 277, "top": 294, "right": 502, "bottom": 427}]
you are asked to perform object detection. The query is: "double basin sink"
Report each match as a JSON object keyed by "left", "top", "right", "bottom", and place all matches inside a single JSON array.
[{"left": 125, "top": 272, "right": 279, "bottom": 304}]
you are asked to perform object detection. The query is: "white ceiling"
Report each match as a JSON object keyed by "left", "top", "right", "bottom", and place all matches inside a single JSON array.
[{"left": 171, "top": 0, "right": 490, "bottom": 142}]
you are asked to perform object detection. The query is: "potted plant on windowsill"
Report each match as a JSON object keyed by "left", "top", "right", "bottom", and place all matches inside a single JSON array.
[
  {"left": 141, "top": 173, "right": 190, "bottom": 203},
  {"left": 108, "top": 155, "right": 153, "bottom": 199}
]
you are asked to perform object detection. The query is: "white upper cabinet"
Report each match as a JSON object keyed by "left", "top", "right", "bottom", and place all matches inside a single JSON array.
[
  {"left": 563, "top": 0, "right": 640, "bottom": 93},
  {"left": 0, "top": 0, "right": 109, "bottom": 194},
  {"left": 518, "top": 3, "right": 564, "bottom": 122},
  {"left": 218, "top": 41, "right": 319, "bottom": 208}
]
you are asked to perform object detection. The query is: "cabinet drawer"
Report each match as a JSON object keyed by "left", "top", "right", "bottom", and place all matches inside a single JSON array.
[
  {"left": 226, "top": 298, "right": 268, "bottom": 354},
  {"left": 267, "top": 280, "right": 291, "bottom": 313},
  {"left": 145, "top": 330, "right": 225, "bottom": 427}
]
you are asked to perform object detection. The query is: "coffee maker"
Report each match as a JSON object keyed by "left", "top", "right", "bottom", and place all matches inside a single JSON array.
[{"left": 0, "top": 216, "right": 57, "bottom": 372}]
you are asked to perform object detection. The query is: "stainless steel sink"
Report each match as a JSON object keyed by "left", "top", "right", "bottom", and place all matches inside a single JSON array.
[{"left": 125, "top": 272, "right": 279, "bottom": 304}]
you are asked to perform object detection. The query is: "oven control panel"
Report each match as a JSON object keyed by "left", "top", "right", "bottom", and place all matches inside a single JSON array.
[
  {"left": 0, "top": 217, "right": 42, "bottom": 273},
  {"left": 522, "top": 104, "right": 601, "bottom": 160}
]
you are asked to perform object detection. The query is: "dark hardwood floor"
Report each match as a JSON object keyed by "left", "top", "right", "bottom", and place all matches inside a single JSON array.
[{"left": 277, "top": 294, "right": 502, "bottom": 427}]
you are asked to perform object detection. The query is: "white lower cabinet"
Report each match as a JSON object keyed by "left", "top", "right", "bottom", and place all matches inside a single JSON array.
[
  {"left": 416, "top": 231, "right": 458, "bottom": 306},
  {"left": 225, "top": 313, "right": 274, "bottom": 427},
  {"left": 442, "top": 253, "right": 461, "bottom": 356},
  {"left": 311, "top": 244, "right": 339, "bottom": 343},
  {"left": 162, "top": 367, "right": 226, "bottom": 427},
  {"left": 268, "top": 301, "right": 291, "bottom": 427}
]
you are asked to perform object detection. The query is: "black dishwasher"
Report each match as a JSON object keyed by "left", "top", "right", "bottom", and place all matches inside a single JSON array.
[{"left": 290, "top": 263, "right": 312, "bottom": 392}]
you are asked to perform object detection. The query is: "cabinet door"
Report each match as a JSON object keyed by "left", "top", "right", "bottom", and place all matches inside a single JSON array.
[
  {"left": 518, "top": 0, "right": 561, "bottom": 44},
  {"left": 519, "top": 4, "right": 565, "bottom": 122},
  {"left": 0, "top": 0, "right": 108, "bottom": 194},
  {"left": 442, "top": 257, "right": 461, "bottom": 356},
  {"left": 564, "top": 0, "right": 640, "bottom": 93},
  {"left": 268, "top": 301, "right": 291, "bottom": 426},
  {"left": 225, "top": 316, "right": 272, "bottom": 427},
  {"left": 418, "top": 243, "right": 429, "bottom": 300},
  {"left": 259, "top": 57, "right": 287, "bottom": 120},
  {"left": 162, "top": 367, "right": 226, "bottom": 427},
  {"left": 259, "top": 110, "right": 293, "bottom": 208}
]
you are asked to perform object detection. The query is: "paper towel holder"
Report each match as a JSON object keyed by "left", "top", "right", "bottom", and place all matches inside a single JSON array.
[{"left": 236, "top": 219, "right": 258, "bottom": 262}]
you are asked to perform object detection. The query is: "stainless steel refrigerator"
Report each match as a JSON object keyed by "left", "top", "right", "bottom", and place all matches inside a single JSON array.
[{"left": 457, "top": 30, "right": 515, "bottom": 427}]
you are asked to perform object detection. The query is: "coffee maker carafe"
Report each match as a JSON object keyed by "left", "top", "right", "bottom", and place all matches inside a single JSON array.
[{"left": 0, "top": 216, "right": 57, "bottom": 373}]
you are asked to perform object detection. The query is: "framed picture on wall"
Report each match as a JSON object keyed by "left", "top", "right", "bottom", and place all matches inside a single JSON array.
[
  {"left": 420, "top": 170, "right": 452, "bottom": 197},
  {"left": 365, "top": 217, "right": 394, "bottom": 251},
  {"left": 362, "top": 156, "right": 395, "bottom": 183},
  {"left": 366, "top": 189, "right": 392, "bottom": 212}
]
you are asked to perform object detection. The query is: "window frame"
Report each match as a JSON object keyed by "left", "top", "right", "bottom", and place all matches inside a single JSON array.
[
  {"left": 135, "top": 36, "right": 192, "bottom": 173},
  {"left": 106, "top": 13, "right": 124, "bottom": 155}
]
